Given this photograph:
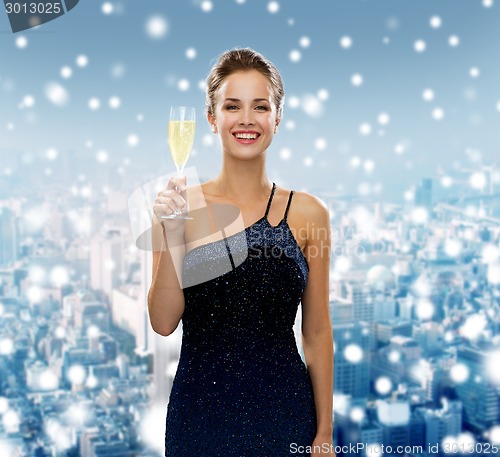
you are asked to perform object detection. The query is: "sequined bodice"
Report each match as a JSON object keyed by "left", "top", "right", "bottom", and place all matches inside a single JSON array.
[{"left": 181, "top": 184, "right": 308, "bottom": 345}]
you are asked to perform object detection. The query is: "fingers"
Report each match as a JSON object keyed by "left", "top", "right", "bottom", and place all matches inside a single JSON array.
[
  {"left": 154, "top": 200, "right": 176, "bottom": 215},
  {"left": 166, "top": 175, "right": 186, "bottom": 191},
  {"left": 153, "top": 176, "right": 188, "bottom": 219},
  {"left": 155, "top": 192, "right": 187, "bottom": 209}
]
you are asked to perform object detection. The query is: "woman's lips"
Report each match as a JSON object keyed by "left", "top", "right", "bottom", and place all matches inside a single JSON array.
[{"left": 232, "top": 132, "right": 260, "bottom": 144}]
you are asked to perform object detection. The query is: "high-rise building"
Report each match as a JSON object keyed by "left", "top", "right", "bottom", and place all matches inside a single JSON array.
[
  {"left": 380, "top": 424, "right": 409, "bottom": 453},
  {"left": 334, "top": 396, "right": 382, "bottom": 455},
  {"left": 333, "top": 278, "right": 376, "bottom": 349},
  {"left": 330, "top": 297, "right": 353, "bottom": 323},
  {"left": 409, "top": 408, "right": 426, "bottom": 449},
  {"left": 359, "top": 423, "right": 383, "bottom": 456},
  {"left": 455, "top": 346, "right": 499, "bottom": 433},
  {"left": 375, "top": 320, "right": 412, "bottom": 345},
  {"left": 415, "top": 178, "right": 433, "bottom": 212},
  {"left": 90, "top": 228, "right": 126, "bottom": 296},
  {"left": 373, "top": 335, "right": 421, "bottom": 387},
  {"left": 398, "top": 294, "right": 417, "bottom": 321},
  {"left": 421, "top": 400, "right": 462, "bottom": 449},
  {"left": 332, "top": 321, "right": 371, "bottom": 398},
  {"left": 79, "top": 426, "right": 136, "bottom": 457},
  {"left": 116, "top": 354, "right": 130, "bottom": 379},
  {"left": 414, "top": 358, "right": 455, "bottom": 404},
  {"left": 63, "top": 289, "right": 95, "bottom": 323},
  {"left": 413, "top": 322, "right": 442, "bottom": 354},
  {"left": 346, "top": 281, "right": 375, "bottom": 324},
  {"left": 0, "top": 206, "right": 18, "bottom": 266},
  {"left": 73, "top": 299, "right": 110, "bottom": 334},
  {"left": 374, "top": 293, "right": 397, "bottom": 321}
]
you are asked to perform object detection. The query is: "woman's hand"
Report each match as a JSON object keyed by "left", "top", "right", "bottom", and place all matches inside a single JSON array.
[
  {"left": 311, "top": 432, "right": 336, "bottom": 457},
  {"left": 153, "top": 175, "right": 189, "bottom": 237}
]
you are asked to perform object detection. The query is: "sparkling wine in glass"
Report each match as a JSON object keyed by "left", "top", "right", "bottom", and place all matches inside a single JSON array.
[{"left": 162, "top": 106, "right": 195, "bottom": 220}]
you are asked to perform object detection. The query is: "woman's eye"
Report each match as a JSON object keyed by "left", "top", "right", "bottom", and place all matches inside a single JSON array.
[
  {"left": 226, "top": 105, "right": 238, "bottom": 110},
  {"left": 256, "top": 106, "right": 268, "bottom": 111}
]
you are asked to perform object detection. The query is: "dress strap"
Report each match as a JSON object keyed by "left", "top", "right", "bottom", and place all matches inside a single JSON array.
[
  {"left": 283, "top": 191, "right": 294, "bottom": 222},
  {"left": 263, "top": 182, "right": 276, "bottom": 218}
]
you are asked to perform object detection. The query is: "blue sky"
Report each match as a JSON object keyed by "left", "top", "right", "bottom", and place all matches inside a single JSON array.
[{"left": 1, "top": 0, "right": 499, "bottom": 203}]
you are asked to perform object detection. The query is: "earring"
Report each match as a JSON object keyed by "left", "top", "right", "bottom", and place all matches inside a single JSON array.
[
  {"left": 212, "top": 126, "right": 217, "bottom": 133},
  {"left": 274, "top": 125, "right": 279, "bottom": 134}
]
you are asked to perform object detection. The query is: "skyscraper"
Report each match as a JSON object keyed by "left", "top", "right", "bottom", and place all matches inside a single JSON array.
[
  {"left": 332, "top": 321, "right": 371, "bottom": 398},
  {"left": 415, "top": 178, "right": 433, "bottom": 213},
  {"left": 421, "top": 400, "right": 462, "bottom": 450},
  {"left": 90, "top": 227, "right": 126, "bottom": 296},
  {"left": 454, "top": 346, "right": 499, "bottom": 433},
  {"left": 0, "top": 206, "right": 18, "bottom": 266}
]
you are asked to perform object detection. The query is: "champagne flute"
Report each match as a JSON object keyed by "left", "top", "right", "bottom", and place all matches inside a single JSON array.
[{"left": 162, "top": 106, "right": 195, "bottom": 219}]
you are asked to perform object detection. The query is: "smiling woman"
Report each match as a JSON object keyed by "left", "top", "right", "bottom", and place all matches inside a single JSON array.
[
  {"left": 208, "top": 69, "right": 279, "bottom": 158},
  {"left": 148, "top": 47, "right": 335, "bottom": 457}
]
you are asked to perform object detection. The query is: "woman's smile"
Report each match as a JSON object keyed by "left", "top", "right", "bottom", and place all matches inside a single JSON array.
[{"left": 232, "top": 130, "right": 261, "bottom": 144}]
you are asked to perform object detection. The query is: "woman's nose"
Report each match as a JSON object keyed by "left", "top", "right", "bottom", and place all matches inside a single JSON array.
[{"left": 239, "top": 108, "right": 255, "bottom": 125}]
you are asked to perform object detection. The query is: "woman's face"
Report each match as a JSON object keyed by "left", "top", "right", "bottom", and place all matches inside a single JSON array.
[{"left": 208, "top": 70, "right": 280, "bottom": 159}]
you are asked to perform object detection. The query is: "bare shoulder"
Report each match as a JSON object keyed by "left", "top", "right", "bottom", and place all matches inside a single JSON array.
[
  {"left": 290, "top": 190, "right": 330, "bottom": 225},
  {"left": 285, "top": 190, "right": 330, "bottom": 251}
]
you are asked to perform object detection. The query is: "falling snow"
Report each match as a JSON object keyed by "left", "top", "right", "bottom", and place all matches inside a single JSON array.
[
  {"left": 186, "top": 48, "right": 197, "bottom": 59},
  {"left": 359, "top": 123, "right": 372, "bottom": 135},
  {"left": 422, "top": 88, "right": 435, "bottom": 101},
  {"left": 469, "top": 67, "right": 480, "bottom": 78},
  {"left": 340, "top": 35, "right": 352, "bottom": 48},
  {"left": 102, "top": 2, "right": 113, "bottom": 15},
  {"left": 289, "top": 49, "right": 301, "bottom": 62},
  {"left": 178, "top": 79, "right": 190, "bottom": 91},
  {"left": 76, "top": 54, "right": 88, "bottom": 67},
  {"left": 449, "top": 35, "right": 460, "bottom": 46},
  {"left": 432, "top": 107, "right": 444, "bottom": 120},
  {"left": 268, "top": 1, "right": 279, "bottom": 13},
  {"left": 44, "top": 82, "right": 69, "bottom": 106},
  {"left": 60, "top": 66, "right": 72, "bottom": 78},
  {"left": 351, "top": 73, "right": 363, "bottom": 86},
  {"left": 201, "top": 1, "right": 213, "bottom": 12},
  {"left": 15, "top": 36, "right": 28, "bottom": 48},
  {"left": 146, "top": 15, "right": 168, "bottom": 38},
  {"left": 299, "top": 36, "right": 311, "bottom": 48},
  {"left": 127, "top": 134, "right": 139, "bottom": 147},
  {"left": 430, "top": 15, "right": 442, "bottom": 28},
  {"left": 87, "top": 98, "right": 101, "bottom": 110},
  {"left": 109, "top": 96, "right": 121, "bottom": 109},
  {"left": 414, "top": 40, "right": 426, "bottom": 52}
]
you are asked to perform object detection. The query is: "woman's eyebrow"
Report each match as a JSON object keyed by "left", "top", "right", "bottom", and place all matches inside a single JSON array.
[{"left": 224, "top": 98, "right": 270, "bottom": 102}]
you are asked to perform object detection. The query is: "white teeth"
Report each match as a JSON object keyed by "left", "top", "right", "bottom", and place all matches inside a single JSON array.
[{"left": 235, "top": 133, "right": 257, "bottom": 139}]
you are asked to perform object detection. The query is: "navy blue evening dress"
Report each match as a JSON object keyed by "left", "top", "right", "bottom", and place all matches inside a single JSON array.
[{"left": 165, "top": 182, "right": 317, "bottom": 456}]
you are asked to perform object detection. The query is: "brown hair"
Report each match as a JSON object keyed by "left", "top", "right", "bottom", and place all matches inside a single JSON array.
[{"left": 206, "top": 47, "right": 285, "bottom": 119}]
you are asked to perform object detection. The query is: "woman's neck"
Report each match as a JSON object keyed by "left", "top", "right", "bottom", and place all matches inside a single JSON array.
[{"left": 209, "top": 156, "right": 273, "bottom": 204}]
